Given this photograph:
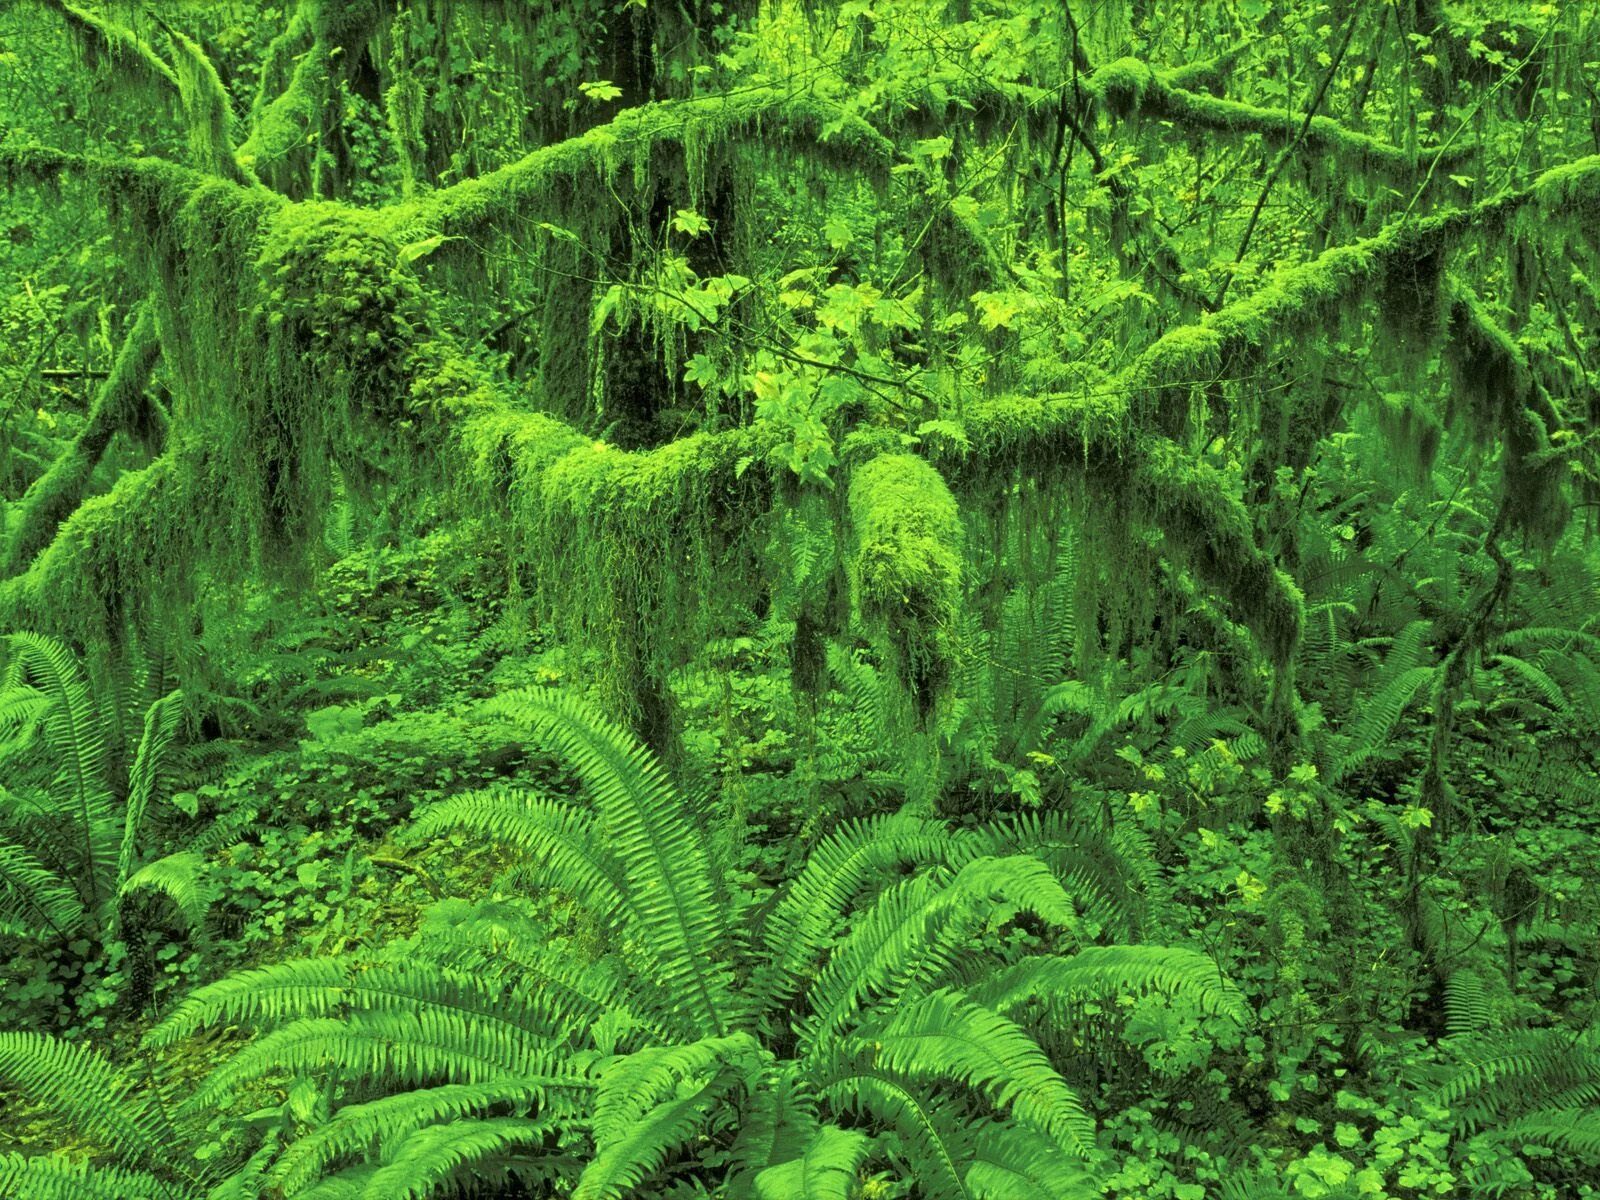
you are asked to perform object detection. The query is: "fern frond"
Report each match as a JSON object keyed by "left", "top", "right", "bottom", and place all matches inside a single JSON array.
[
  {"left": 968, "top": 946, "right": 1250, "bottom": 1026},
  {"left": 363, "top": 1117, "right": 560, "bottom": 1200},
  {"left": 752, "top": 1125, "right": 870, "bottom": 1200},
  {"left": 269, "top": 1081, "right": 560, "bottom": 1195},
  {"left": 730, "top": 1066, "right": 823, "bottom": 1192},
  {"left": 0, "top": 831, "right": 86, "bottom": 937},
  {"left": 799, "top": 856, "right": 1078, "bottom": 1052},
  {"left": 0, "top": 1153, "right": 177, "bottom": 1200},
  {"left": 755, "top": 814, "right": 956, "bottom": 1008},
  {"left": 119, "top": 849, "right": 214, "bottom": 931},
  {"left": 409, "top": 788, "right": 631, "bottom": 924},
  {"left": 861, "top": 988, "right": 1096, "bottom": 1156},
  {"left": 151, "top": 956, "right": 585, "bottom": 1051},
  {"left": 592, "top": 1033, "right": 764, "bottom": 1147},
  {"left": 187, "top": 1012, "right": 585, "bottom": 1111},
  {"left": 965, "top": 1119, "right": 1100, "bottom": 1200},
  {"left": 7, "top": 633, "right": 115, "bottom": 909},
  {"left": 573, "top": 1065, "right": 746, "bottom": 1200},
  {"left": 117, "top": 689, "right": 184, "bottom": 888},
  {"left": 1490, "top": 1107, "right": 1600, "bottom": 1157},
  {"left": 0, "top": 1033, "right": 175, "bottom": 1171},
  {"left": 1333, "top": 664, "right": 1435, "bottom": 781},
  {"left": 818, "top": 1072, "right": 965, "bottom": 1200},
  {"left": 1442, "top": 967, "right": 1494, "bottom": 1037},
  {"left": 488, "top": 690, "right": 735, "bottom": 1037}
]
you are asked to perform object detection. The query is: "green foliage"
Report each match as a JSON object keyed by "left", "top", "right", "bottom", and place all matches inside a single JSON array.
[{"left": 1, "top": 2, "right": 1599, "bottom": 1197}]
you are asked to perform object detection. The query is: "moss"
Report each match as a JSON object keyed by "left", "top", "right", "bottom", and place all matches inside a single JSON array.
[
  {"left": 1090, "top": 57, "right": 1154, "bottom": 118},
  {"left": 1532, "top": 154, "right": 1600, "bottom": 223},
  {"left": 847, "top": 453, "right": 964, "bottom": 712},
  {"left": 49, "top": 0, "right": 179, "bottom": 94},
  {"left": 1, "top": 306, "right": 163, "bottom": 577},
  {"left": 1130, "top": 436, "right": 1304, "bottom": 679},
  {"left": 1087, "top": 59, "right": 1468, "bottom": 178},
  {"left": 394, "top": 89, "right": 895, "bottom": 240},
  {"left": 1443, "top": 285, "right": 1572, "bottom": 546}
]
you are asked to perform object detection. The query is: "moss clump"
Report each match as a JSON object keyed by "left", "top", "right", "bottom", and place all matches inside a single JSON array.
[
  {"left": 847, "top": 453, "right": 964, "bottom": 713},
  {"left": 1090, "top": 57, "right": 1155, "bottom": 118},
  {"left": 1532, "top": 155, "right": 1600, "bottom": 219}
]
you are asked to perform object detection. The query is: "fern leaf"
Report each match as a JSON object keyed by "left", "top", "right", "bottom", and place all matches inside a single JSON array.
[
  {"left": 0, "top": 831, "right": 86, "bottom": 937},
  {"left": 573, "top": 1066, "right": 744, "bottom": 1200},
  {"left": 965, "top": 1119, "right": 1099, "bottom": 1200},
  {"left": 860, "top": 988, "right": 1096, "bottom": 1156},
  {"left": 119, "top": 850, "right": 214, "bottom": 931},
  {"left": 0, "top": 1153, "right": 175, "bottom": 1200},
  {"left": 592, "top": 1033, "right": 763, "bottom": 1147},
  {"left": 7, "top": 633, "right": 115, "bottom": 910},
  {"left": 0, "top": 1033, "right": 175, "bottom": 1171},
  {"left": 489, "top": 690, "right": 735, "bottom": 1037},
  {"left": 756, "top": 813, "right": 956, "bottom": 1009},
  {"left": 408, "top": 787, "right": 631, "bottom": 924},
  {"left": 269, "top": 1082, "right": 558, "bottom": 1196},
  {"left": 753, "top": 1125, "right": 870, "bottom": 1200},
  {"left": 117, "top": 689, "right": 184, "bottom": 888},
  {"left": 800, "top": 856, "right": 1078, "bottom": 1052},
  {"left": 968, "top": 946, "right": 1250, "bottom": 1026},
  {"left": 187, "top": 1012, "right": 585, "bottom": 1111},
  {"left": 362, "top": 1117, "right": 559, "bottom": 1200}
]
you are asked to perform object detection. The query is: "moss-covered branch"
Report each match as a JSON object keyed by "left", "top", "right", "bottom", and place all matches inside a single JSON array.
[
  {"left": 41, "top": 0, "right": 179, "bottom": 94},
  {"left": 1, "top": 306, "right": 164, "bottom": 578},
  {"left": 1087, "top": 57, "right": 1469, "bottom": 176},
  {"left": 393, "top": 88, "right": 896, "bottom": 240}
]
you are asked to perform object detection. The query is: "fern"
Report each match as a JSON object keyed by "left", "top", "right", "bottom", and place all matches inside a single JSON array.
[
  {"left": 860, "top": 987, "right": 1097, "bottom": 1155},
  {"left": 750, "top": 1124, "right": 869, "bottom": 1200},
  {"left": 486, "top": 688, "right": 737, "bottom": 1036},
  {"left": 0, "top": 1153, "right": 179, "bottom": 1200}
]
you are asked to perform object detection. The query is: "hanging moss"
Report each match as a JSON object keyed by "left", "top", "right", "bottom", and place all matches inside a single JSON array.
[
  {"left": 45, "top": 0, "right": 179, "bottom": 94},
  {"left": 168, "top": 29, "right": 252, "bottom": 184},
  {"left": 395, "top": 88, "right": 896, "bottom": 240},
  {"left": 846, "top": 453, "right": 964, "bottom": 715},
  {"left": 1443, "top": 285, "right": 1572, "bottom": 546}
]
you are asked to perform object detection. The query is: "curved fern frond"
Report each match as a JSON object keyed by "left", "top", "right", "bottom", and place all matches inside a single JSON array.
[
  {"left": 965, "top": 1120, "right": 1100, "bottom": 1200},
  {"left": 592, "top": 1033, "right": 764, "bottom": 1147},
  {"left": 408, "top": 787, "right": 631, "bottom": 925},
  {"left": 859, "top": 988, "right": 1096, "bottom": 1157},
  {"left": 752, "top": 1125, "right": 870, "bottom": 1200},
  {"left": 573, "top": 1065, "right": 746, "bottom": 1200},
  {"left": 1489, "top": 1108, "right": 1600, "bottom": 1157},
  {"left": 0, "top": 832, "right": 85, "bottom": 937},
  {"left": 7, "top": 633, "right": 114, "bottom": 909},
  {"left": 968, "top": 946, "right": 1250, "bottom": 1027},
  {"left": 818, "top": 1071, "right": 966, "bottom": 1200},
  {"left": 362, "top": 1117, "right": 560, "bottom": 1200},
  {"left": 186, "top": 1012, "right": 585, "bottom": 1110},
  {"left": 150, "top": 956, "right": 585, "bottom": 1051},
  {"left": 119, "top": 849, "right": 214, "bottom": 931},
  {"left": 1333, "top": 664, "right": 1435, "bottom": 781},
  {"left": 488, "top": 690, "right": 735, "bottom": 1037},
  {"left": 269, "top": 1081, "right": 558, "bottom": 1196},
  {"left": 755, "top": 813, "right": 957, "bottom": 1008},
  {"left": 0, "top": 1032, "right": 176, "bottom": 1172},
  {"left": 800, "top": 855, "right": 1078, "bottom": 1052}
]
